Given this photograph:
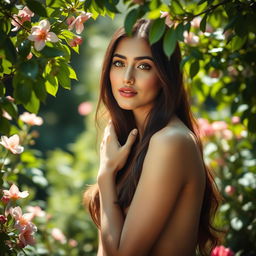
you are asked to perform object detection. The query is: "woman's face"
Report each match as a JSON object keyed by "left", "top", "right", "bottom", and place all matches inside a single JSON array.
[{"left": 110, "top": 36, "right": 161, "bottom": 116}]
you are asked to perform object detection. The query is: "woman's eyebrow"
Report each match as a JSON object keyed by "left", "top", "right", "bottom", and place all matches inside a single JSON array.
[{"left": 113, "top": 53, "right": 154, "bottom": 61}]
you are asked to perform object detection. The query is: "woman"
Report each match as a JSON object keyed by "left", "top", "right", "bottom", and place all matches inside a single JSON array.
[{"left": 84, "top": 19, "right": 221, "bottom": 255}]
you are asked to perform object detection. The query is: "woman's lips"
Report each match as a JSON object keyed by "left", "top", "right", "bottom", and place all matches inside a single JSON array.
[{"left": 118, "top": 87, "right": 137, "bottom": 98}]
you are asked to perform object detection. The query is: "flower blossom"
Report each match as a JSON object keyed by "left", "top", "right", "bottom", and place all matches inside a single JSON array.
[
  {"left": 2, "top": 110, "right": 12, "bottom": 120},
  {"left": 28, "top": 19, "right": 59, "bottom": 51},
  {"left": 19, "top": 112, "right": 43, "bottom": 126},
  {"left": 26, "top": 206, "right": 46, "bottom": 219},
  {"left": 3, "top": 184, "right": 29, "bottom": 200},
  {"left": 78, "top": 101, "right": 93, "bottom": 116},
  {"left": 197, "top": 118, "right": 214, "bottom": 137},
  {"left": 11, "top": 6, "right": 34, "bottom": 32},
  {"left": 225, "top": 185, "right": 236, "bottom": 196},
  {"left": 160, "top": 11, "right": 173, "bottom": 27},
  {"left": 211, "top": 121, "right": 228, "bottom": 132},
  {"left": 18, "top": 224, "right": 37, "bottom": 247},
  {"left": 0, "top": 134, "right": 24, "bottom": 154},
  {"left": 68, "top": 36, "right": 83, "bottom": 47},
  {"left": 183, "top": 31, "right": 199, "bottom": 45},
  {"left": 68, "top": 12, "right": 92, "bottom": 34},
  {"left": 0, "top": 215, "right": 7, "bottom": 224},
  {"left": 10, "top": 207, "right": 35, "bottom": 233},
  {"left": 211, "top": 245, "right": 234, "bottom": 256},
  {"left": 232, "top": 116, "right": 240, "bottom": 124},
  {"left": 51, "top": 228, "right": 66, "bottom": 244}
]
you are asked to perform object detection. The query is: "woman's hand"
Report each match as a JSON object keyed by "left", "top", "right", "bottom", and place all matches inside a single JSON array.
[{"left": 98, "top": 121, "right": 138, "bottom": 178}]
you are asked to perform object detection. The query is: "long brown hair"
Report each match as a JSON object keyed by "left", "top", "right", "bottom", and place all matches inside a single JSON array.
[{"left": 84, "top": 19, "right": 222, "bottom": 255}]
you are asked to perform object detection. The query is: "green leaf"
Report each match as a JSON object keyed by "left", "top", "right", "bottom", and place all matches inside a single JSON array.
[
  {"left": 0, "top": 81, "right": 5, "bottom": 96},
  {"left": 231, "top": 36, "right": 247, "bottom": 51},
  {"left": 17, "top": 40, "right": 32, "bottom": 59},
  {"left": 200, "top": 14, "right": 207, "bottom": 32},
  {"left": 45, "top": 75, "right": 58, "bottom": 96},
  {"left": 13, "top": 73, "right": 33, "bottom": 104},
  {"left": 124, "top": 9, "right": 139, "bottom": 36},
  {"left": 68, "top": 66, "right": 77, "bottom": 80},
  {"left": 2, "top": 37, "right": 17, "bottom": 63},
  {"left": 189, "top": 60, "right": 200, "bottom": 79},
  {"left": 149, "top": 18, "right": 166, "bottom": 45},
  {"left": 0, "top": 116, "right": 10, "bottom": 135},
  {"left": 41, "top": 46, "right": 65, "bottom": 58},
  {"left": 104, "top": 0, "right": 120, "bottom": 13},
  {"left": 33, "top": 76, "right": 47, "bottom": 102},
  {"left": 163, "top": 27, "right": 177, "bottom": 57},
  {"left": 1, "top": 99, "right": 18, "bottom": 119},
  {"left": 171, "top": 0, "right": 185, "bottom": 15},
  {"left": 20, "top": 60, "right": 39, "bottom": 79},
  {"left": 24, "top": 91, "right": 40, "bottom": 113},
  {"left": 57, "top": 62, "right": 71, "bottom": 89},
  {"left": 26, "top": 0, "right": 48, "bottom": 17},
  {"left": 84, "top": 0, "right": 93, "bottom": 10},
  {"left": 175, "top": 22, "right": 185, "bottom": 41}
]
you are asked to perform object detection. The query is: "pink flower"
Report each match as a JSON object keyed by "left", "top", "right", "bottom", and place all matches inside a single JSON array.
[
  {"left": 221, "top": 129, "right": 233, "bottom": 140},
  {"left": 183, "top": 31, "right": 199, "bottom": 45},
  {"left": 160, "top": 11, "right": 173, "bottom": 27},
  {"left": 78, "top": 101, "right": 93, "bottom": 116},
  {"left": 68, "top": 12, "right": 92, "bottom": 34},
  {"left": 11, "top": 6, "right": 34, "bottom": 32},
  {"left": 18, "top": 224, "right": 37, "bottom": 247},
  {"left": 0, "top": 134, "right": 24, "bottom": 154},
  {"left": 68, "top": 239, "right": 78, "bottom": 247},
  {"left": 212, "top": 121, "right": 228, "bottom": 132},
  {"left": 197, "top": 118, "right": 214, "bottom": 137},
  {"left": 28, "top": 19, "right": 59, "bottom": 51},
  {"left": 26, "top": 52, "right": 33, "bottom": 60},
  {"left": 51, "top": 228, "right": 66, "bottom": 244},
  {"left": 68, "top": 36, "right": 83, "bottom": 47},
  {"left": 66, "top": 16, "right": 75, "bottom": 25},
  {"left": 211, "top": 245, "right": 234, "bottom": 256},
  {"left": 0, "top": 215, "right": 7, "bottom": 224},
  {"left": 225, "top": 185, "right": 236, "bottom": 196},
  {"left": 3, "top": 184, "right": 29, "bottom": 200},
  {"left": 6, "top": 96, "right": 14, "bottom": 102},
  {"left": 19, "top": 112, "right": 43, "bottom": 126},
  {"left": 1, "top": 195, "right": 10, "bottom": 204},
  {"left": 191, "top": 17, "right": 202, "bottom": 29},
  {"left": 26, "top": 206, "right": 46, "bottom": 219},
  {"left": 2, "top": 110, "right": 12, "bottom": 120},
  {"left": 232, "top": 116, "right": 240, "bottom": 124},
  {"left": 10, "top": 206, "right": 36, "bottom": 233}
]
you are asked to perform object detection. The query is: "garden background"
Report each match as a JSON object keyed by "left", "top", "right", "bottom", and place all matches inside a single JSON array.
[{"left": 0, "top": 0, "right": 255, "bottom": 255}]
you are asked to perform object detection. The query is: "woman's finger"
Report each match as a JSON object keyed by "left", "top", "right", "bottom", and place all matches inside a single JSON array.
[{"left": 123, "top": 129, "right": 138, "bottom": 151}]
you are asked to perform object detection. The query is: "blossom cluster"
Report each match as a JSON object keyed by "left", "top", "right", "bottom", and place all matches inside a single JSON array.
[
  {"left": 11, "top": 6, "right": 92, "bottom": 51},
  {"left": 0, "top": 184, "right": 37, "bottom": 248}
]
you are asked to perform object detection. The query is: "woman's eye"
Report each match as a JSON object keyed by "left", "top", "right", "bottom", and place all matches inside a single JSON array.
[
  {"left": 138, "top": 63, "right": 151, "bottom": 70},
  {"left": 113, "top": 60, "right": 124, "bottom": 67}
]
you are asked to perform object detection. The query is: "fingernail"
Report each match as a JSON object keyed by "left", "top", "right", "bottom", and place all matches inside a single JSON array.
[{"left": 132, "top": 129, "right": 138, "bottom": 135}]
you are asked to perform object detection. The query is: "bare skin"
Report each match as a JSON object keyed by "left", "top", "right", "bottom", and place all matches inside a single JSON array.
[{"left": 96, "top": 37, "right": 206, "bottom": 256}]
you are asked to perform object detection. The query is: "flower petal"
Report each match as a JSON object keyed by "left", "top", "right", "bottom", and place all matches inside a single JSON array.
[
  {"left": 47, "top": 32, "right": 59, "bottom": 42},
  {"left": 34, "top": 40, "right": 45, "bottom": 51},
  {"left": 75, "top": 22, "right": 84, "bottom": 34},
  {"left": 38, "top": 19, "right": 50, "bottom": 31}
]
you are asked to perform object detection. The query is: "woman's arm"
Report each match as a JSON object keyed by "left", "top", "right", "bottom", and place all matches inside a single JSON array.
[{"left": 98, "top": 123, "right": 202, "bottom": 256}]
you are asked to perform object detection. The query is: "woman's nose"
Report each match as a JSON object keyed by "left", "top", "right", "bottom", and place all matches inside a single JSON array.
[{"left": 123, "top": 66, "right": 135, "bottom": 85}]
